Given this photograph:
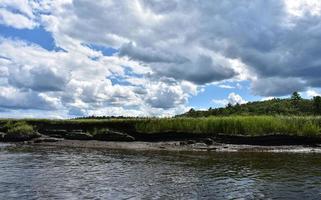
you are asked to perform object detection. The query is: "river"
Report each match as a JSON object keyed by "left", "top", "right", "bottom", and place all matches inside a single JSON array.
[{"left": 1, "top": 143, "right": 321, "bottom": 199}]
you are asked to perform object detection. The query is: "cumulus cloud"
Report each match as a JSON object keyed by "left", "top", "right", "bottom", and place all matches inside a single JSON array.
[
  {"left": 306, "top": 89, "right": 321, "bottom": 98},
  {"left": 213, "top": 92, "right": 247, "bottom": 107},
  {"left": 38, "top": 0, "right": 321, "bottom": 94},
  {"left": 251, "top": 77, "right": 307, "bottom": 96},
  {"left": 145, "top": 82, "right": 189, "bottom": 109},
  {"left": 0, "top": 0, "right": 35, "bottom": 17},
  {"left": 8, "top": 65, "right": 70, "bottom": 92},
  {"left": 227, "top": 93, "right": 247, "bottom": 105},
  {"left": 197, "top": 1, "right": 321, "bottom": 95},
  {"left": 38, "top": 0, "right": 239, "bottom": 85},
  {"left": 1, "top": 0, "right": 321, "bottom": 117},
  {"left": 154, "top": 55, "right": 237, "bottom": 84},
  {"left": 0, "top": 0, "right": 37, "bottom": 29},
  {"left": 119, "top": 42, "right": 188, "bottom": 64},
  {"left": 0, "top": 37, "right": 196, "bottom": 117},
  {"left": 0, "top": 87, "right": 60, "bottom": 110},
  {"left": 0, "top": 8, "right": 36, "bottom": 29}
]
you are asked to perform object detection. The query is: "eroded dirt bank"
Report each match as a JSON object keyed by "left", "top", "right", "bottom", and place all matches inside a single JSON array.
[{"left": 22, "top": 139, "right": 321, "bottom": 153}]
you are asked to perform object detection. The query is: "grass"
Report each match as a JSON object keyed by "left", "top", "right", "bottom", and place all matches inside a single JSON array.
[
  {"left": 135, "top": 116, "right": 321, "bottom": 137},
  {"left": 0, "top": 116, "right": 321, "bottom": 138}
]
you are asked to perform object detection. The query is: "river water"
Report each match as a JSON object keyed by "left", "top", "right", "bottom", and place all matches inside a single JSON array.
[{"left": 1, "top": 143, "right": 321, "bottom": 200}]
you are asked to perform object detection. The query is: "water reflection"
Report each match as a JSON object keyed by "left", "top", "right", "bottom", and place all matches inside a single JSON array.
[{"left": 1, "top": 145, "right": 321, "bottom": 199}]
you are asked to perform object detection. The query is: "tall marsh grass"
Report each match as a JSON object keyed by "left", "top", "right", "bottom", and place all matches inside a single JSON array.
[
  {"left": 135, "top": 116, "right": 321, "bottom": 136},
  {"left": 1, "top": 116, "right": 320, "bottom": 137}
]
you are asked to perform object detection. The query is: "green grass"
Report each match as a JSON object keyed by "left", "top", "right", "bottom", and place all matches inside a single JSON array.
[
  {"left": 1, "top": 116, "right": 321, "bottom": 138},
  {"left": 135, "top": 116, "right": 321, "bottom": 137}
]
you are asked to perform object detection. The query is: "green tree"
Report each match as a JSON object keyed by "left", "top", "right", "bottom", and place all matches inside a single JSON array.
[
  {"left": 313, "top": 96, "right": 321, "bottom": 115},
  {"left": 291, "top": 91, "right": 302, "bottom": 101},
  {"left": 226, "top": 103, "right": 233, "bottom": 108},
  {"left": 291, "top": 91, "right": 302, "bottom": 110}
]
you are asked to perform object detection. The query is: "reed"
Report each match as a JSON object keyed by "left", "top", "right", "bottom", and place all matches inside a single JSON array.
[
  {"left": 135, "top": 116, "right": 321, "bottom": 136},
  {"left": 1, "top": 116, "right": 320, "bottom": 137}
]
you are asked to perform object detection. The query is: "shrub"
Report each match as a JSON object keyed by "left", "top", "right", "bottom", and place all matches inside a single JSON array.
[
  {"left": 3, "top": 121, "right": 39, "bottom": 142},
  {"left": 6, "top": 121, "right": 34, "bottom": 135}
]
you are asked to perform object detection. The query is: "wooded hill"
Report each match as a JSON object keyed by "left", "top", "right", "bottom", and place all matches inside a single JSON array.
[{"left": 178, "top": 92, "right": 321, "bottom": 117}]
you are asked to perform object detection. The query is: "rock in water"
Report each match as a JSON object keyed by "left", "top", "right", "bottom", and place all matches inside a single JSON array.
[
  {"left": 192, "top": 143, "right": 208, "bottom": 148},
  {"left": 203, "top": 138, "right": 214, "bottom": 146},
  {"left": 3, "top": 131, "right": 41, "bottom": 142},
  {"left": 187, "top": 140, "right": 195, "bottom": 144},
  {"left": 0, "top": 132, "right": 5, "bottom": 141},
  {"left": 65, "top": 131, "right": 93, "bottom": 140},
  {"left": 93, "top": 129, "right": 135, "bottom": 141},
  {"left": 0, "top": 126, "right": 6, "bottom": 132},
  {"left": 33, "top": 137, "right": 62, "bottom": 143},
  {"left": 41, "top": 129, "right": 69, "bottom": 137}
]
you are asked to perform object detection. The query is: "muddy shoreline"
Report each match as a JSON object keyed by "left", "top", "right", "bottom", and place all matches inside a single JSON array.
[
  {"left": 3, "top": 127, "right": 321, "bottom": 153},
  {"left": 11, "top": 139, "right": 319, "bottom": 153}
]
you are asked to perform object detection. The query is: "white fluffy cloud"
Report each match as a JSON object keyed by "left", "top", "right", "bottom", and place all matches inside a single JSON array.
[
  {"left": 1, "top": 0, "right": 321, "bottom": 117},
  {"left": 39, "top": 0, "right": 321, "bottom": 94},
  {"left": 0, "top": 0, "right": 38, "bottom": 29},
  {"left": 38, "top": 0, "right": 241, "bottom": 84},
  {"left": 306, "top": 89, "right": 321, "bottom": 98},
  {"left": 0, "top": 8, "right": 36, "bottom": 29},
  {"left": 0, "top": 86, "right": 60, "bottom": 110},
  {"left": 212, "top": 92, "right": 247, "bottom": 107},
  {"left": 227, "top": 93, "right": 247, "bottom": 105},
  {"left": 0, "top": 37, "right": 195, "bottom": 117}
]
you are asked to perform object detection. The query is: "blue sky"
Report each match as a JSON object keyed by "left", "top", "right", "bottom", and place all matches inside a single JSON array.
[
  {"left": 0, "top": 25, "right": 55, "bottom": 50},
  {"left": 0, "top": 0, "right": 321, "bottom": 118}
]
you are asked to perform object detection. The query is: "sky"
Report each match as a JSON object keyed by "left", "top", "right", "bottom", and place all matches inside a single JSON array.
[{"left": 0, "top": 0, "right": 321, "bottom": 118}]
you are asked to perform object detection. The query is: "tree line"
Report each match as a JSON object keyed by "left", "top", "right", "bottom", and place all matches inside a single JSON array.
[{"left": 179, "top": 92, "right": 321, "bottom": 117}]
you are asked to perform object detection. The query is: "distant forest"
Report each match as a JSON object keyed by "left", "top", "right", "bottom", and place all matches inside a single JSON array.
[
  {"left": 75, "top": 92, "right": 321, "bottom": 120},
  {"left": 178, "top": 92, "right": 321, "bottom": 117}
]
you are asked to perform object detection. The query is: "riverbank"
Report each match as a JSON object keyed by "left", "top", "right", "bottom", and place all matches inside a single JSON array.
[
  {"left": 3, "top": 139, "right": 320, "bottom": 153},
  {"left": 1, "top": 117, "right": 321, "bottom": 150},
  {"left": 2, "top": 116, "right": 321, "bottom": 139}
]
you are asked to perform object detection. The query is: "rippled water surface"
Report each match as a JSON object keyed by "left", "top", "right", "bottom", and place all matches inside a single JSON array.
[{"left": 1, "top": 143, "right": 321, "bottom": 199}]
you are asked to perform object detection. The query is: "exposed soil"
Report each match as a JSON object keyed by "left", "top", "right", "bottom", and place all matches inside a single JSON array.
[
  {"left": 131, "top": 132, "right": 321, "bottom": 146},
  {"left": 24, "top": 138, "right": 321, "bottom": 153}
]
